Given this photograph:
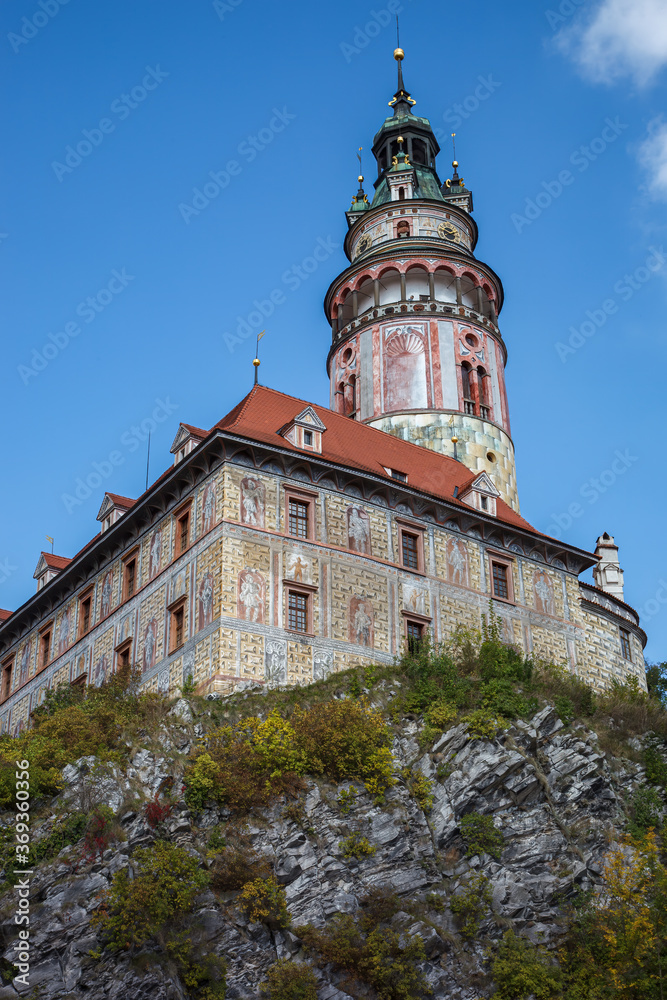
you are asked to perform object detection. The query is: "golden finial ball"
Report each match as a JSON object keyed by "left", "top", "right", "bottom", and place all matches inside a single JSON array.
[
  {"left": 451, "top": 436, "right": 459, "bottom": 444},
  {"left": 253, "top": 358, "right": 260, "bottom": 367},
  {"left": 358, "top": 175, "right": 364, "bottom": 183},
  {"left": 452, "top": 160, "right": 459, "bottom": 168},
  {"left": 397, "top": 135, "right": 404, "bottom": 144},
  {"left": 394, "top": 47, "right": 404, "bottom": 60}
]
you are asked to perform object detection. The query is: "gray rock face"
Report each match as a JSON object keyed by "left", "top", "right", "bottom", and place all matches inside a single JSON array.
[{"left": 0, "top": 705, "right": 643, "bottom": 999}]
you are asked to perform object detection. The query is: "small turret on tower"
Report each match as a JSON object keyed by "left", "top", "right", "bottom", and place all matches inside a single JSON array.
[{"left": 593, "top": 533, "right": 625, "bottom": 600}]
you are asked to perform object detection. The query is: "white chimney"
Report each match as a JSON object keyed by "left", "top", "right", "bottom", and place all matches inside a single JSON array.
[{"left": 593, "top": 533, "right": 625, "bottom": 601}]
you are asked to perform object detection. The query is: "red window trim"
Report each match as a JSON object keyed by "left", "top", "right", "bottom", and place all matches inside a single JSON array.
[
  {"left": 284, "top": 486, "right": 318, "bottom": 541},
  {"left": 284, "top": 582, "right": 315, "bottom": 635},
  {"left": 174, "top": 500, "right": 193, "bottom": 558},
  {"left": 488, "top": 552, "right": 515, "bottom": 605},
  {"left": 396, "top": 519, "right": 426, "bottom": 574},
  {"left": 169, "top": 597, "right": 187, "bottom": 653},
  {"left": 78, "top": 587, "right": 94, "bottom": 638}
]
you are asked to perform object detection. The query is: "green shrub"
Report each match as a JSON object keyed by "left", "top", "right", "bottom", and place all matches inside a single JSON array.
[
  {"left": 482, "top": 678, "right": 536, "bottom": 719},
  {"left": 337, "top": 787, "right": 357, "bottom": 815},
  {"left": 407, "top": 772, "right": 434, "bottom": 812},
  {"left": 211, "top": 844, "right": 271, "bottom": 892},
  {"left": 554, "top": 695, "right": 575, "bottom": 725},
  {"left": 95, "top": 841, "right": 209, "bottom": 951},
  {"left": 462, "top": 709, "right": 505, "bottom": 741},
  {"left": 450, "top": 872, "right": 493, "bottom": 938},
  {"left": 491, "top": 930, "right": 561, "bottom": 999},
  {"left": 238, "top": 876, "right": 290, "bottom": 928},
  {"left": 630, "top": 785, "right": 663, "bottom": 835},
  {"left": 299, "top": 912, "right": 431, "bottom": 999},
  {"left": 460, "top": 812, "right": 504, "bottom": 860},
  {"left": 261, "top": 959, "right": 318, "bottom": 999},
  {"left": 339, "top": 833, "right": 376, "bottom": 860}
]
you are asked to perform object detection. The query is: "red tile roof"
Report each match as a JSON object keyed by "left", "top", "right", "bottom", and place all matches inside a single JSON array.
[
  {"left": 0, "top": 610, "right": 12, "bottom": 622},
  {"left": 182, "top": 424, "right": 208, "bottom": 438},
  {"left": 215, "top": 385, "right": 539, "bottom": 534},
  {"left": 105, "top": 493, "right": 135, "bottom": 509},
  {"left": 40, "top": 552, "right": 72, "bottom": 571}
]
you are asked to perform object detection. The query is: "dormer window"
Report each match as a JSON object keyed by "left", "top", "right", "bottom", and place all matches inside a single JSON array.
[
  {"left": 458, "top": 473, "right": 500, "bottom": 517},
  {"left": 279, "top": 406, "right": 326, "bottom": 454},
  {"left": 170, "top": 424, "right": 207, "bottom": 466},
  {"left": 385, "top": 468, "right": 408, "bottom": 483},
  {"left": 33, "top": 552, "right": 71, "bottom": 592},
  {"left": 97, "top": 493, "right": 135, "bottom": 533}
]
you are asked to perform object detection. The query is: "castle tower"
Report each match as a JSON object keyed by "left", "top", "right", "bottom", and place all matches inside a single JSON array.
[
  {"left": 325, "top": 49, "right": 519, "bottom": 511},
  {"left": 593, "top": 533, "right": 625, "bottom": 600}
]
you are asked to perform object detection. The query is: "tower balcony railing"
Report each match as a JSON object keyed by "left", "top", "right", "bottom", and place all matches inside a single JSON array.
[{"left": 332, "top": 299, "right": 501, "bottom": 344}]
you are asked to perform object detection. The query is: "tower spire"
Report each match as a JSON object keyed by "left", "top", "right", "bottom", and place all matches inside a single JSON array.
[{"left": 389, "top": 32, "right": 416, "bottom": 117}]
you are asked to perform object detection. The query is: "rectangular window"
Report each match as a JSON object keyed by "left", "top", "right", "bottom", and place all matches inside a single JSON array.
[
  {"left": 288, "top": 500, "right": 309, "bottom": 539},
  {"left": 170, "top": 601, "right": 186, "bottom": 652},
  {"left": 117, "top": 640, "right": 132, "bottom": 670},
  {"left": 620, "top": 628, "right": 632, "bottom": 660},
  {"left": 40, "top": 630, "right": 51, "bottom": 668},
  {"left": 492, "top": 562, "right": 509, "bottom": 600},
  {"left": 1, "top": 658, "right": 13, "bottom": 701},
  {"left": 123, "top": 557, "right": 136, "bottom": 600},
  {"left": 79, "top": 593, "right": 92, "bottom": 636},
  {"left": 177, "top": 510, "right": 190, "bottom": 556},
  {"left": 401, "top": 532, "right": 419, "bottom": 570},
  {"left": 406, "top": 620, "right": 424, "bottom": 653},
  {"left": 288, "top": 591, "right": 309, "bottom": 633},
  {"left": 390, "top": 469, "right": 408, "bottom": 482},
  {"left": 303, "top": 430, "right": 313, "bottom": 446}
]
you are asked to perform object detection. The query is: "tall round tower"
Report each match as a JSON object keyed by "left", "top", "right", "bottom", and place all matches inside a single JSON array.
[{"left": 325, "top": 50, "right": 518, "bottom": 512}]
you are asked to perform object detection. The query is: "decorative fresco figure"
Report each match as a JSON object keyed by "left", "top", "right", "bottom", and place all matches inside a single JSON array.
[
  {"left": 313, "top": 649, "right": 333, "bottom": 682},
  {"left": 534, "top": 570, "right": 555, "bottom": 616},
  {"left": 237, "top": 569, "right": 264, "bottom": 624},
  {"left": 76, "top": 654, "right": 87, "bottom": 680},
  {"left": 240, "top": 476, "right": 265, "bottom": 528},
  {"left": 265, "top": 639, "right": 287, "bottom": 686},
  {"left": 143, "top": 619, "right": 157, "bottom": 671},
  {"left": 150, "top": 530, "right": 162, "bottom": 578},
  {"left": 446, "top": 537, "right": 469, "bottom": 588},
  {"left": 58, "top": 610, "right": 71, "bottom": 655},
  {"left": 347, "top": 506, "right": 371, "bottom": 555},
  {"left": 385, "top": 326, "right": 428, "bottom": 412},
  {"left": 94, "top": 654, "right": 109, "bottom": 687},
  {"left": 198, "top": 572, "right": 214, "bottom": 630},
  {"left": 202, "top": 483, "right": 216, "bottom": 533},
  {"left": 101, "top": 570, "right": 113, "bottom": 618},
  {"left": 403, "top": 584, "right": 425, "bottom": 614},
  {"left": 286, "top": 552, "right": 310, "bottom": 583},
  {"left": 19, "top": 642, "right": 30, "bottom": 685},
  {"left": 349, "top": 596, "right": 374, "bottom": 647}
]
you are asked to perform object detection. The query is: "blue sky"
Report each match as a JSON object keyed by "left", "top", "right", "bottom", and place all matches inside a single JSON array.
[{"left": 1, "top": 0, "right": 666, "bottom": 662}]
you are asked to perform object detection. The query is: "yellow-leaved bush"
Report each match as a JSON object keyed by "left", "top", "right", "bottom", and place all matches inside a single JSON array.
[{"left": 185, "top": 699, "right": 394, "bottom": 812}]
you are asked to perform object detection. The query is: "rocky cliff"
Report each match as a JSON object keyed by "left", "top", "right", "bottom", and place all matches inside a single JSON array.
[{"left": 0, "top": 641, "right": 663, "bottom": 1000}]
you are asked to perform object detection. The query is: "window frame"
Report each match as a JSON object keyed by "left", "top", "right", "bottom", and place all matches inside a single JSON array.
[
  {"left": 174, "top": 501, "right": 193, "bottom": 559},
  {"left": 396, "top": 519, "right": 426, "bottom": 574},
  {"left": 619, "top": 628, "right": 632, "bottom": 661},
  {"left": 39, "top": 622, "right": 53, "bottom": 670},
  {"left": 78, "top": 588, "right": 94, "bottom": 638},
  {"left": 400, "top": 610, "right": 432, "bottom": 652},
  {"left": 169, "top": 597, "right": 187, "bottom": 653},
  {"left": 488, "top": 551, "right": 515, "bottom": 604},
  {"left": 1, "top": 656, "right": 14, "bottom": 702},
  {"left": 284, "top": 581, "right": 316, "bottom": 636},
  {"left": 284, "top": 486, "right": 317, "bottom": 541},
  {"left": 115, "top": 638, "right": 133, "bottom": 671},
  {"left": 122, "top": 548, "right": 139, "bottom": 602}
]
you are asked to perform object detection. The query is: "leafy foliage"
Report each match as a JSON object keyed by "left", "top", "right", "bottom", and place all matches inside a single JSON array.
[
  {"left": 260, "top": 960, "right": 318, "bottom": 999},
  {"left": 450, "top": 872, "right": 493, "bottom": 938},
  {"left": 339, "top": 833, "right": 376, "bottom": 860},
  {"left": 491, "top": 930, "right": 561, "bottom": 999},
  {"left": 460, "top": 812, "right": 504, "bottom": 860},
  {"left": 238, "top": 876, "right": 290, "bottom": 928},
  {"left": 299, "top": 911, "right": 431, "bottom": 999}
]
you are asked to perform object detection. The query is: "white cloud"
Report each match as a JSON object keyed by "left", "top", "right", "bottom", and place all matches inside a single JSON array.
[
  {"left": 639, "top": 118, "right": 667, "bottom": 198},
  {"left": 557, "top": 0, "right": 667, "bottom": 87}
]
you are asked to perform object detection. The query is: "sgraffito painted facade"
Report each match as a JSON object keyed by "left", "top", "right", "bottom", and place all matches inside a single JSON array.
[{"left": 0, "top": 50, "right": 647, "bottom": 731}]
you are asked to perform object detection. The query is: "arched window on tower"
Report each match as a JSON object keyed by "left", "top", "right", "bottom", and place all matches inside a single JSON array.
[
  {"left": 337, "top": 382, "right": 346, "bottom": 415},
  {"left": 398, "top": 187, "right": 405, "bottom": 201},
  {"left": 344, "top": 376, "right": 356, "bottom": 418},
  {"left": 412, "top": 139, "right": 427, "bottom": 164},
  {"left": 461, "top": 363, "right": 474, "bottom": 415},
  {"left": 477, "top": 367, "right": 489, "bottom": 420}
]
